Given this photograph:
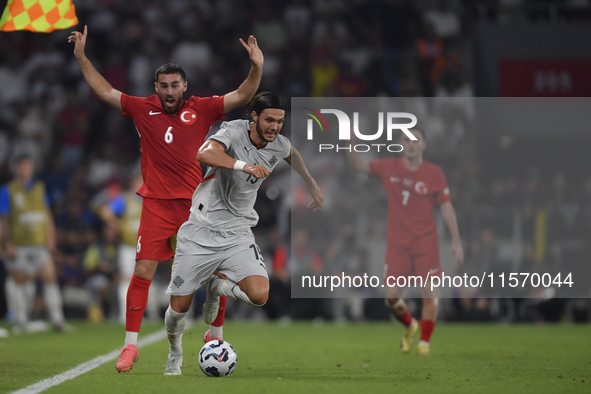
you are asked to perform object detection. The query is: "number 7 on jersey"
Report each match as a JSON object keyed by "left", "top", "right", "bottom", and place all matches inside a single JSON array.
[{"left": 402, "top": 190, "right": 410, "bottom": 206}]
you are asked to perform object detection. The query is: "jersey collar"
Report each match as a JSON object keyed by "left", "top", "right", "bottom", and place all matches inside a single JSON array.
[{"left": 246, "top": 127, "right": 268, "bottom": 149}]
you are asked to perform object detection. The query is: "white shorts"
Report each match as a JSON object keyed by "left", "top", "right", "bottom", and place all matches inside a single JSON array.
[
  {"left": 118, "top": 244, "right": 137, "bottom": 278},
  {"left": 5, "top": 246, "right": 49, "bottom": 276},
  {"left": 166, "top": 215, "right": 268, "bottom": 296}
]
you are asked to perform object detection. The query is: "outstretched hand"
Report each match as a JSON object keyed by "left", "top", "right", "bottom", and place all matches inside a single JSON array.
[
  {"left": 239, "top": 35, "right": 263, "bottom": 68},
  {"left": 68, "top": 25, "right": 88, "bottom": 59},
  {"left": 451, "top": 240, "right": 464, "bottom": 265},
  {"left": 307, "top": 183, "right": 324, "bottom": 213}
]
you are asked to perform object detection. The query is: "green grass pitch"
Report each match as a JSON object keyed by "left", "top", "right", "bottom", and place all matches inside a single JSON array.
[{"left": 0, "top": 321, "right": 590, "bottom": 394}]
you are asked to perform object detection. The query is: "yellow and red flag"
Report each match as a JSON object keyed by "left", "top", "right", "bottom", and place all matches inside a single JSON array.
[{"left": 0, "top": 0, "right": 78, "bottom": 33}]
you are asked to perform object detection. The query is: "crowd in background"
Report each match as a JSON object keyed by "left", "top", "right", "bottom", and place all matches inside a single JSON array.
[{"left": 1, "top": 0, "right": 591, "bottom": 325}]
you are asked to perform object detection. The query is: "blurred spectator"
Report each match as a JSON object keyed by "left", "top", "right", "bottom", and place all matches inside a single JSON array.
[
  {"left": 170, "top": 27, "right": 213, "bottom": 82},
  {"left": 41, "top": 155, "right": 71, "bottom": 212},
  {"left": 264, "top": 229, "right": 291, "bottom": 320},
  {"left": 83, "top": 225, "right": 119, "bottom": 322},
  {"left": 423, "top": 0, "right": 463, "bottom": 41},
  {"left": 0, "top": 53, "right": 27, "bottom": 105},
  {"left": 284, "top": 0, "right": 312, "bottom": 44},
  {"left": 55, "top": 91, "right": 89, "bottom": 168},
  {"left": 311, "top": 41, "right": 339, "bottom": 97},
  {"left": 16, "top": 101, "right": 53, "bottom": 163},
  {"left": 254, "top": 7, "right": 288, "bottom": 52},
  {"left": 98, "top": 173, "right": 150, "bottom": 323}
]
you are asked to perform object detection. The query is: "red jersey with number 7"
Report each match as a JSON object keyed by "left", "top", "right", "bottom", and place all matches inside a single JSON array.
[
  {"left": 369, "top": 157, "right": 450, "bottom": 245},
  {"left": 121, "top": 94, "right": 225, "bottom": 200}
]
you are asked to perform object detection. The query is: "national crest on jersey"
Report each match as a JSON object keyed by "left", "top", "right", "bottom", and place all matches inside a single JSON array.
[
  {"left": 190, "top": 119, "right": 292, "bottom": 231},
  {"left": 179, "top": 108, "right": 197, "bottom": 125}
]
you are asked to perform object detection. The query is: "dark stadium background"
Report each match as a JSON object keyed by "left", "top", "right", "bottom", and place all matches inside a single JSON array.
[{"left": 1, "top": 0, "right": 591, "bottom": 324}]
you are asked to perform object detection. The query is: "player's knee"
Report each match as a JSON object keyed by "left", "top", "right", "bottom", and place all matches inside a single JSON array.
[
  {"left": 423, "top": 297, "right": 438, "bottom": 307},
  {"left": 247, "top": 287, "right": 269, "bottom": 306},
  {"left": 10, "top": 271, "right": 31, "bottom": 284},
  {"left": 170, "top": 296, "right": 192, "bottom": 314},
  {"left": 40, "top": 263, "right": 57, "bottom": 284},
  {"left": 134, "top": 260, "right": 157, "bottom": 279},
  {"left": 386, "top": 297, "right": 401, "bottom": 307}
]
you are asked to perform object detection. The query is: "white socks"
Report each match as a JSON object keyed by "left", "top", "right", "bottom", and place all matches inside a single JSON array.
[
  {"left": 11, "top": 282, "right": 29, "bottom": 327},
  {"left": 165, "top": 306, "right": 187, "bottom": 356},
  {"left": 5, "top": 277, "right": 15, "bottom": 317},
  {"left": 43, "top": 283, "right": 65, "bottom": 326},
  {"left": 210, "top": 324, "right": 223, "bottom": 339},
  {"left": 24, "top": 281, "right": 35, "bottom": 313},
  {"left": 125, "top": 331, "right": 139, "bottom": 347},
  {"left": 212, "top": 278, "right": 258, "bottom": 306}
]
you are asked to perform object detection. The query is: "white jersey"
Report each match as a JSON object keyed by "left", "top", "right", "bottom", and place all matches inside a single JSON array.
[{"left": 189, "top": 119, "right": 291, "bottom": 231}]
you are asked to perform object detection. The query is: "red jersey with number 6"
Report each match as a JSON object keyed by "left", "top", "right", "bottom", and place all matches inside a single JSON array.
[
  {"left": 369, "top": 157, "right": 450, "bottom": 245},
  {"left": 121, "top": 94, "right": 225, "bottom": 200}
]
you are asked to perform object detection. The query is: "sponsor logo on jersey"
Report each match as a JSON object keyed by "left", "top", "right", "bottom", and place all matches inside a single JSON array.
[
  {"left": 214, "top": 128, "right": 227, "bottom": 136},
  {"left": 17, "top": 211, "right": 46, "bottom": 224},
  {"left": 149, "top": 111, "right": 162, "bottom": 115},
  {"left": 390, "top": 177, "right": 400, "bottom": 183},
  {"left": 443, "top": 187, "right": 450, "bottom": 195},
  {"left": 180, "top": 109, "right": 197, "bottom": 125},
  {"left": 403, "top": 178, "right": 413, "bottom": 186},
  {"left": 269, "top": 155, "right": 278, "bottom": 167}
]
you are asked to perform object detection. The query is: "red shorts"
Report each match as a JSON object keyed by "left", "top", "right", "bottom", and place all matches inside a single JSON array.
[
  {"left": 384, "top": 231, "right": 441, "bottom": 281},
  {"left": 136, "top": 198, "right": 192, "bottom": 261}
]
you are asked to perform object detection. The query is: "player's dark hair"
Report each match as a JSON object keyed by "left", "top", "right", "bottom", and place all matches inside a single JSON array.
[
  {"left": 155, "top": 63, "right": 186, "bottom": 82},
  {"left": 251, "top": 92, "right": 285, "bottom": 116},
  {"left": 15, "top": 154, "right": 33, "bottom": 164}
]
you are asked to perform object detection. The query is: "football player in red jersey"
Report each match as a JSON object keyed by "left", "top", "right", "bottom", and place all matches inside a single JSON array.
[
  {"left": 69, "top": 25, "right": 264, "bottom": 372},
  {"left": 348, "top": 129, "right": 463, "bottom": 356}
]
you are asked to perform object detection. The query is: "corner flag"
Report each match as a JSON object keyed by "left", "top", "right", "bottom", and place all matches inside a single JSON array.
[{"left": 0, "top": 0, "right": 78, "bottom": 33}]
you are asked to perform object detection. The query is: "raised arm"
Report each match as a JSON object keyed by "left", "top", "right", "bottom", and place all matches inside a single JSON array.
[
  {"left": 197, "top": 140, "right": 270, "bottom": 179},
  {"left": 347, "top": 148, "right": 371, "bottom": 174},
  {"left": 285, "top": 147, "right": 324, "bottom": 212},
  {"left": 223, "top": 36, "right": 263, "bottom": 113},
  {"left": 441, "top": 201, "right": 464, "bottom": 265},
  {"left": 68, "top": 25, "right": 122, "bottom": 111}
]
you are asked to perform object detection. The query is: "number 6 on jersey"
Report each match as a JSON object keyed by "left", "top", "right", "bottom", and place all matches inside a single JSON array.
[{"left": 165, "top": 127, "right": 173, "bottom": 144}]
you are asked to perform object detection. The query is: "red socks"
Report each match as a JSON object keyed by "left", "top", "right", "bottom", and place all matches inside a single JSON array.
[
  {"left": 212, "top": 296, "right": 227, "bottom": 327},
  {"left": 420, "top": 320, "right": 436, "bottom": 343},
  {"left": 126, "top": 274, "right": 152, "bottom": 333},
  {"left": 396, "top": 309, "right": 413, "bottom": 327}
]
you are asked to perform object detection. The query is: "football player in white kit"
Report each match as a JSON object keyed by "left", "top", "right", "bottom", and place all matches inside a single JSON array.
[{"left": 163, "top": 92, "right": 324, "bottom": 375}]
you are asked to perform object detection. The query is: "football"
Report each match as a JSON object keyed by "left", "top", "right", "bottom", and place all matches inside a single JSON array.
[{"left": 198, "top": 339, "right": 238, "bottom": 377}]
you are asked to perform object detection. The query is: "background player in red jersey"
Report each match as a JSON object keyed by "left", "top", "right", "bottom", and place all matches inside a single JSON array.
[
  {"left": 348, "top": 129, "right": 464, "bottom": 356},
  {"left": 68, "top": 25, "right": 264, "bottom": 372}
]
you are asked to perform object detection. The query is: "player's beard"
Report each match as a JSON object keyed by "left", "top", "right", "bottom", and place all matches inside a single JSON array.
[
  {"left": 160, "top": 95, "right": 181, "bottom": 113},
  {"left": 256, "top": 120, "right": 277, "bottom": 142}
]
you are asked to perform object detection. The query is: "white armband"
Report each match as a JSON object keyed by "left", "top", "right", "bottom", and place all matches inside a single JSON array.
[{"left": 233, "top": 160, "right": 247, "bottom": 171}]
